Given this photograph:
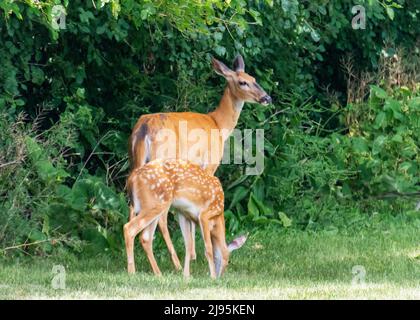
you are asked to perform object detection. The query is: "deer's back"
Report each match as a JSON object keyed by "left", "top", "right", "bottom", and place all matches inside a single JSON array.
[{"left": 129, "top": 112, "right": 221, "bottom": 171}]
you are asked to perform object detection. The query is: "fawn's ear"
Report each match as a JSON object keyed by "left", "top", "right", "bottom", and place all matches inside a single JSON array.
[
  {"left": 212, "top": 57, "right": 234, "bottom": 78},
  {"left": 227, "top": 235, "right": 247, "bottom": 252}
]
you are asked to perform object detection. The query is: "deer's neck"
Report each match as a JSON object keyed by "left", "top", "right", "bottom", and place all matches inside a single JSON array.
[{"left": 209, "top": 86, "right": 244, "bottom": 137}]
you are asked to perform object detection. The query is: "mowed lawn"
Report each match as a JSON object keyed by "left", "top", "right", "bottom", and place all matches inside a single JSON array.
[{"left": 0, "top": 222, "right": 419, "bottom": 299}]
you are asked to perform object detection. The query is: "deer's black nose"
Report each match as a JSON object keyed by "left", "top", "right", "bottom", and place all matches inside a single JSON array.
[{"left": 259, "top": 95, "right": 272, "bottom": 105}]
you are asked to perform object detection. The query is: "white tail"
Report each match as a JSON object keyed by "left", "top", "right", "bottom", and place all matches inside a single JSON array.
[{"left": 123, "top": 159, "right": 247, "bottom": 278}]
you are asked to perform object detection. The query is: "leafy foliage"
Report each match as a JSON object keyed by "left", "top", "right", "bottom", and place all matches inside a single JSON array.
[{"left": 0, "top": 0, "right": 418, "bottom": 256}]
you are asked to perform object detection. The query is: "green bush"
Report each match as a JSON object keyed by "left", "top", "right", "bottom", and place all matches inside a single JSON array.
[
  {"left": 0, "top": 1, "right": 419, "bottom": 256},
  {"left": 0, "top": 112, "right": 128, "bottom": 256},
  {"left": 345, "top": 85, "right": 419, "bottom": 195},
  {"left": 221, "top": 84, "right": 419, "bottom": 232}
]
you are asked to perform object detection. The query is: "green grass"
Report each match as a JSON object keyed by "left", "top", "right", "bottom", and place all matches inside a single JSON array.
[{"left": 1, "top": 220, "right": 419, "bottom": 299}]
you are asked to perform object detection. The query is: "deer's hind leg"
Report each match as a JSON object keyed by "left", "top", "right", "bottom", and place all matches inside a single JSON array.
[
  {"left": 140, "top": 211, "right": 165, "bottom": 276},
  {"left": 123, "top": 203, "right": 169, "bottom": 275},
  {"left": 158, "top": 211, "right": 182, "bottom": 271}
]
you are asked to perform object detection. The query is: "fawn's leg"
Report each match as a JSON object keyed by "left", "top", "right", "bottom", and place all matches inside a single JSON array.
[
  {"left": 131, "top": 200, "right": 165, "bottom": 273},
  {"left": 140, "top": 216, "right": 161, "bottom": 276},
  {"left": 178, "top": 214, "right": 193, "bottom": 277},
  {"left": 123, "top": 204, "right": 166, "bottom": 274},
  {"left": 190, "top": 222, "right": 196, "bottom": 260},
  {"left": 210, "top": 221, "right": 229, "bottom": 277},
  {"left": 199, "top": 213, "right": 217, "bottom": 279},
  {"left": 158, "top": 211, "right": 182, "bottom": 270},
  {"left": 129, "top": 205, "right": 135, "bottom": 221}
]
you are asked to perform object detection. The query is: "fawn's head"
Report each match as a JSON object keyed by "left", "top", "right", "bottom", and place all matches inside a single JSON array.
[
  {"left": 212, "top": 55, "right": 272, "bottom": 106},
  {"left": 215, "top": 233, "right": 247, "bottom": 277}
]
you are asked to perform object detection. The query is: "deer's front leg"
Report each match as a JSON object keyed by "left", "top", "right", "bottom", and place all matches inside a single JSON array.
[
  {"left": 140, "top": 217, "right": 162, "bottom": 276},
  {"left": 179, "top": 214, "right": 193, "bottom": 277},
  {"left": 190, "top": 222, "right": 196, "bottom": 260},
  {"left": 199, "top": 214, "right": 217, "bottom": 279},
  {"left": 129, "top": 205, "right": 135, "bottom": 221},
  {"left": 158, "top": 211, "right": 182, "bottom": 271}
]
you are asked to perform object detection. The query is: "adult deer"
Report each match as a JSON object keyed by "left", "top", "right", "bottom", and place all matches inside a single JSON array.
[
  {"left": 128, "top": 55, "right": 271, "bottom": 271},
  {"left": 124, "top": 159, "right": 247, "bottom": 278}
]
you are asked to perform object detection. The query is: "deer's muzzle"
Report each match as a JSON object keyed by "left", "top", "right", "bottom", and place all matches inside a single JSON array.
[{"left": 259, "top": 95, "right": 272, "bottom": 105}]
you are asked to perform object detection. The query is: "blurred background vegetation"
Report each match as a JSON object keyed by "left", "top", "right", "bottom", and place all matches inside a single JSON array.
[{"left": 0, "top": 0, "right": 419, "bottom": 257}]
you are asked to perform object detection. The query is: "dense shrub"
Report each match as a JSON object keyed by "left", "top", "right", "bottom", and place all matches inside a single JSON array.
[
  {"left": 0, "top": 0, "right": 418, "bottom": 255},
  {"left": 0, "top": 111, "right": 128, "bottom": 255},
  {"left": 222, "top": 84, "right": 419, "bottom": 233}
]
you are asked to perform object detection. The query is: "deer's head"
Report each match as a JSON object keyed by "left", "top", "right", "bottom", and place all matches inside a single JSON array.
[
  {"left": 212, "top": 55, "right": 272, "bottom": 106},
  {"left": 214, "top": 234, "right": 247, "bottom": 277}
]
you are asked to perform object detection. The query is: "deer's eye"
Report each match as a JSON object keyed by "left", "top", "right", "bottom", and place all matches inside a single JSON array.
[{"left": 239, "top": 81, "right": 248, "bottom": 87}]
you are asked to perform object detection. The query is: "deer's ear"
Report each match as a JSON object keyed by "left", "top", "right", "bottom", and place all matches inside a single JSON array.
[
  {"left": 212, "top": 57, "right": 233, "bottom": 78},
  {"left": 228, "top": 234, "right": 247, "bottom": 252},
  {"left": 233, "top": 54, "right": 245, "bottom": 72}
]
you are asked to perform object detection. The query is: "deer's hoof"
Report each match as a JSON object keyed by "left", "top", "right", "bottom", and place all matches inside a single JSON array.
[{"left": 127, "top": 265, "right": 135, "bottom": 274}]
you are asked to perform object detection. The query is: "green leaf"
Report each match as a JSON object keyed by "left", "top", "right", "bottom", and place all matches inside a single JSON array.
[
  {"left": 213, "top": 32, "right": 223, "bottom": 41},
  {"left": 352, "top": 137, "right": 369, "bottom": 153},
  {"left": 140, "top": 9, "right": 150, "bottom": 20},
  {"left": 96, "top": 25, "right": 107, "bottom": 35},
  {"left": 252, "top": 180, "right": 265, "bottom": 203},
  {"left": 391, "top": 134, "right": 403, "bottom": 143},
  {"left": 35, "top": 160, "right": 69, "bottom": 183},
  {"left": 31, "top": 66, "right": 45, "bottom": 85},
  {"left": 82, "top": 228, "right": 109, "bottom": 253},
  {"left": 278, "top": 212, "right": 292, "bottom": 227},
  {"left": 384, "top": 99, "right": 403, "bottom": 119},
  {"left": 249, "top": 9, "right": 262, "bottom": 26},
  {"left": 370, "top": 85, "right": 387, "bottom": 99},
  {"left": 281, "top": 0, "right": 289, "bottom": 11},
  {"left": 15, "top": 99, "right": 25, "bottom": 107},
  {"left": 310, "top": 30, "right": 320, "bottom": 42},
  {"left": 372, "top": 135, "right": 386, "bottom": 155},
  {"left": 25, "top": 137, "right": 69, "bottom": 184},
  {"left": 76, "top": 88, "right": 85, "bottom": 98},
  {"left": 42, "top": 214, "right": 50, "bottom": 235},
  {"left": 399, "top": 162, "right": 412, "bottom": 173},
  {"left": 374, "top": 111, "right": 387, "bottom": 128},
  {"left": 25, "top": 136, "right": 44, "bottom": 162},
  {"left": 386, "top": 7, "right": 394, "bottom": 20},
  {"left": 251, "top": 193, "right": 271, "bottom": 216},
  {"left": 253, "top": 216, "right": 269, "bottom": 224},
  {"left": 214, "top": 45, "right": 226, "bottom": 56},
  {"left": 227, "top": 174, "right": 249, "bottom": 190},
  {"left": 93, "top": 182, "right": 121, "bottom": 210},
  {"left": 29, "top": 230, "right": 47, "bottom": 242},
  {"left": 79, "top": 9, "right": 95, "bottom": 23},
  {"left": 247, "top": 193, "right": 259, "bottom": 217},
  {"left": 229, "top": 186, "right": 248, "bottom": 209},
  {"left": 408, "top": 97, "right": 420, "bottom": 111}
]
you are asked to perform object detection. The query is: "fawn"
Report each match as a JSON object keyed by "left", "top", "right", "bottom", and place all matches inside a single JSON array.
[{"left": 123, "top": 159, "right": 247, "bottom": 278}]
